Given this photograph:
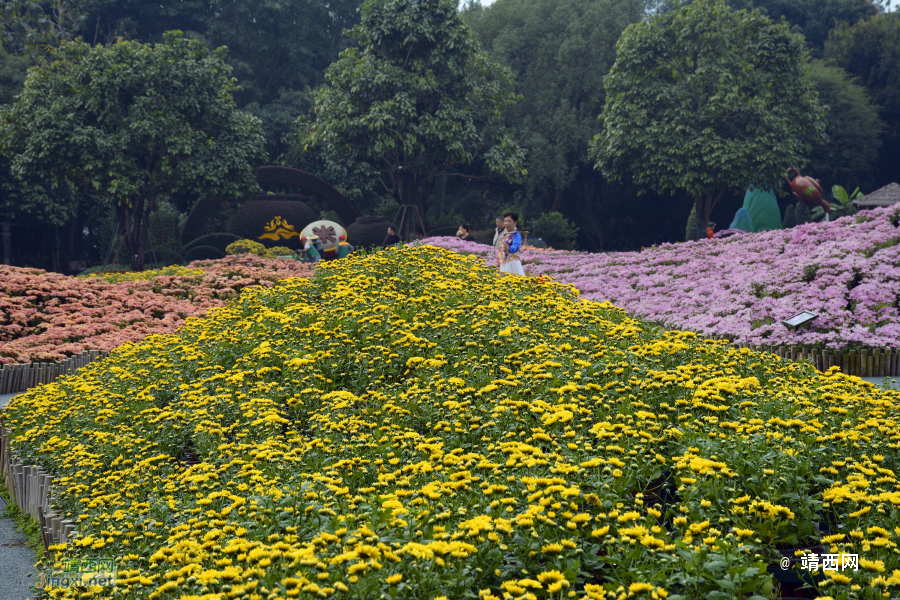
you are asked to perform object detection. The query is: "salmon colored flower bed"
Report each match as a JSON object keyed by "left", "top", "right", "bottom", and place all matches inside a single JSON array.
[
  {"left": 0, "top": 255, "right": 314, "bottom": 364},
  {"left": 4, "top": 246, "right": 899, "bottom": 599}
]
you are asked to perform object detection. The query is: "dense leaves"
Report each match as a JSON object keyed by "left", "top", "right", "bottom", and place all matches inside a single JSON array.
[
  {"left": 592, "top": 0, "right": 828, "bottom": 232},
  {"left": 465, "top": 0, "right": 645, "bottom": 211},
  {"left": 0, "top": 33, "right": 267, "bottom": 271},
  {"left": 805, "top": 60, "right": 884, "bottom": 191},
  {"left": 300, "top": 0, "right": 526, "bottom": 237},
  {"left": 826, "top": 13, "right": 900, "bottom": 190}
]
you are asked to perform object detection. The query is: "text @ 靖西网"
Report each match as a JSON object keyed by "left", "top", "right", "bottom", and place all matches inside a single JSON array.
[{"left": 800, "top": 553, "right": 858, "bottom": 572}]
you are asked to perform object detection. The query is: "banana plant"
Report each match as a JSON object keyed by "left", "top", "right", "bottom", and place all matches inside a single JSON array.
[{"left": 811, "top": 185, "right": 863, "bottom": 221}]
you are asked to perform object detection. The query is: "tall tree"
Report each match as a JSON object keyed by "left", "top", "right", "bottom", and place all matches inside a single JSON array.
[
  {"left": 591, "top": 0, "right": 827, "bottom": 232},
  {"left": 0, "top": 32, "right": 266, "bottom": 271},
  {"left": 300, "top": 0, "right": 525, "bottom": 237},
  {"left": 826, "top": 13, "right": 900, "bottom": 189},
  {"left": 65, "top": 0, "right": 364, "bottom": 107},
  {"left": 465, "top": 0, "right": 646, "bottom": 213},
  {"left": 805, "top": 60, "right": 883, "bottom": 191},
  {"left": 723, "top": 0, "right": 879, "bottom": 55}
]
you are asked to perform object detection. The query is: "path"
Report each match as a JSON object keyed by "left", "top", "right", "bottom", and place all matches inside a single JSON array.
[{"left": 1, "top": 392, "right": 39, "bottom": 599}]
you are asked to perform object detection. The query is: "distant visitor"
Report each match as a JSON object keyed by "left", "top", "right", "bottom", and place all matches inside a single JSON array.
[{"left": 497, "top": 212, "right": 525, "bottom": 276}]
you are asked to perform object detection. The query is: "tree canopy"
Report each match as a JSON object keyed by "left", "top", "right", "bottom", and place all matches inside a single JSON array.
[
  {"left": 300, "top": 0, "right": 525, "bottom": 237},
  {"left": 592, "top": 0, "right": 828, "bottom": 231},
  {"left": 826, "top": 13, "right": 900, "bottom": 189},
  {"left": 465, "top": 0, "right": 646, "bottom": 213},
  {"left": 805, "top": 60, "right": 883, "bottom": 191},
  {"left": 722, "top": 0, "right": 879, "bottom": 55},
  {"left": 0, "top": 32, "right": 266, "bottom": 271}
]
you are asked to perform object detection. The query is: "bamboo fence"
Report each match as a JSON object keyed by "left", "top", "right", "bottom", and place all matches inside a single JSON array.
[
  {"left": 1, "top": 424, "right": 76, "bottom": 550},
  {"left": 0, "top": 350, "right": 107, "bottom": 394},
  {"left": 719, "top": 339, "right": 899, "bottom": 379}
]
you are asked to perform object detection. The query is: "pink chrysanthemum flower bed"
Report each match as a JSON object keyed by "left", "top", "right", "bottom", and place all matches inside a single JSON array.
[
  {"left": 419, "top": 207, "right": 900, "bottom": 350},
  {"left": 0, "top": 255, "right": 314, "bottom": 364}
]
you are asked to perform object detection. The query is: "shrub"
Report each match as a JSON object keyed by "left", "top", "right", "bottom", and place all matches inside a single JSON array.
[
  {"left": 226, "top": 239, "right": 271, "bottom": 258},
  {"left": 530, "top": 211, "right": 579, "bottom": 250},
  {"left": 6, "top": 246, "right": 897, "bottom": 598},
  {"left": 269, "top": 246, "right": 295, "bottom": 256},
  {"left": 472, "top": 229, "right": 495, "bottom": 245},
  {"left": 347, "top": 215, "right": 391, "bottom": 248},
  {"left": 183, "top": 245, "right": 225, "bottom": 261},
  {"left": 148, "top": 199, "right": 186, "bottom": 265},
  {"left": 795, "top": 203, "right": 812, "bottom": 225},
  {"left": 378, "top": 196, "right": 401, "bottom": 221},
  {"left": 685, "top": 205, "right": 700, "bottom": 241},
  {"left": 183, "top": 232, "right": 243, "bottom": 254},
  {"left": 226, "top": 200, "right": 317, "bottom": 249},
  {"left": 782, "top": 204, "right": 798, "bottom": 228}
]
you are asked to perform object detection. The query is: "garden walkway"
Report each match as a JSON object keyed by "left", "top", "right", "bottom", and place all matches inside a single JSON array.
[{"left": 1, "top": 391, "right": 39, "bottom": 599}]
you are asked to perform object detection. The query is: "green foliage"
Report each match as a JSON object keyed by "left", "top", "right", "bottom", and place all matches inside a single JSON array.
[
  {"left": 465, "top": 0, "right": 645, "bottom": 209},
  {"left": 0, "top": 44, "right": 28, "bottom": 105},
  {"left": 184, "top": 245, "right": 226, "bottom": 262},
  {"left": 795, "top": 202, "right": 812, "bottom": 224},
  {"left": 183, "top": 233, "right": 244, "bottom": 254},
  {"left": 722, "top": 0, "right": 878, "bottom": 56},
  {"left": 318, "top": 210, "right": 345, "bottom": 228},
  {"left": 811, "top": 184, "right": 861, "bottom": 221},
  {"left": 591, "top": 0, "right": 828, "bottom": 232},
  {"left": 148, "top": 199, "right": 186, "bottom": 266},
  {"left": 300, "top": 0, "right": 526, "bottom": 229},
  {"left": 805, "top": 61, "right": 883, "bottom": 190},
  {"left": 1, "top": 486, "right": 46, "bottom": 560},
  {"left": 427, "top": 208, "right": 465, "bottom": 231},
  {"left": 243, "top": 88, "right": 314, "bottom": 161},
  {"left": 378, "top": 197, "right": 401, "bottom": 222},
  {"left": 226, "top": 200, "right": 317, "bottom": 249},
  {"left": 0, "top": 0, "right": 82, "bottom": 58},
  {"left": 826, "top": 13, "right": 900, "bottom": 187},
  {"left": 180, "top": 198, "right": 232, "bottom": 246},
  {"left": 782, "top": 204, "right": 797, "bottom": 228},
  {"left": 685, "top": 206, "right": 700, "bottom": 241},
  {"left": 0, "top": 33, "right": 267, "bottom": 271},
  {"left": 530, "top": 211, "right": 579, "bottom": 250}
]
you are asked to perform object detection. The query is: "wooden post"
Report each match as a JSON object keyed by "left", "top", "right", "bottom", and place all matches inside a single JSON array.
[{"left": 867, "top": 352, "right": 874, "bottom": 378}]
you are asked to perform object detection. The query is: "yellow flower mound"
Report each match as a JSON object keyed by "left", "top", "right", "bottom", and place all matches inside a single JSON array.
[
  {"left": 7, "top": 245, "right": 900, "bottom": 599},
  {"left": 226, "top": 239, "right": 285, "bottom": 259},
  {"left": 82, "top": 265, "right": 205, "bottom": 283}
]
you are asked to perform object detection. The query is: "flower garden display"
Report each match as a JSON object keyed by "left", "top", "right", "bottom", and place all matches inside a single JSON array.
[
  {"left": 0, "top": 256, "right": 314, "bottom": 365},
  {"left": 300, "top": 221, "right": 347, "bottom": 259},
  {"left": 418, "top": 207, "right": 900, "bottom": 355},
  {"left": 3, "top": 246, "right": 898, "bottom": 599}
]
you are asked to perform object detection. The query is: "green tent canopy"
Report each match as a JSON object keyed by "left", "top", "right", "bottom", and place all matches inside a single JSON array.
[{"left": 743, "top": 187, "right": 782, "bottom": 231}]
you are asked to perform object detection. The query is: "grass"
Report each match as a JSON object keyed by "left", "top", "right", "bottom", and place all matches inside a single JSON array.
[{"left": 0, "top": 484, "right": 47, "bottom": 561}]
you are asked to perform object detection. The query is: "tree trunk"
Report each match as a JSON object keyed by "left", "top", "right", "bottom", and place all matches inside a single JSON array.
[
  {"left": 694, "top": 189, "right": 726, "bottom": 236},
  {"left": 551, "top": 188, "right": 564, "bottom": 212},
  {"left": 119, "top": 196, "right": 148, "bottom": 272}
]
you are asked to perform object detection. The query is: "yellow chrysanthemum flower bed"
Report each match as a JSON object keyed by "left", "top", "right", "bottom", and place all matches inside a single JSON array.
[{"left": 5, "top": 246, "right": 900, "bottom": 600}]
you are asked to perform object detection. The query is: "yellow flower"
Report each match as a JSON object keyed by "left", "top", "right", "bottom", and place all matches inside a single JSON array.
[{"left": 385, "top": 574, "right": 403, "bottom": 585}]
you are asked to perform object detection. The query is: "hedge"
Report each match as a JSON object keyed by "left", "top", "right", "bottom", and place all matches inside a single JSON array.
[
  {"left": 346, "top": 215, "right": 392, "bottom": 249},
  {"left": 183, "top": 233, "right": 244, "bottom": 254},
  {"left": 183, "top": 245, "right": 225, "bottom": 261},
  {"left": 226, "top": 201, "right": 317, "bottom": 250}
]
